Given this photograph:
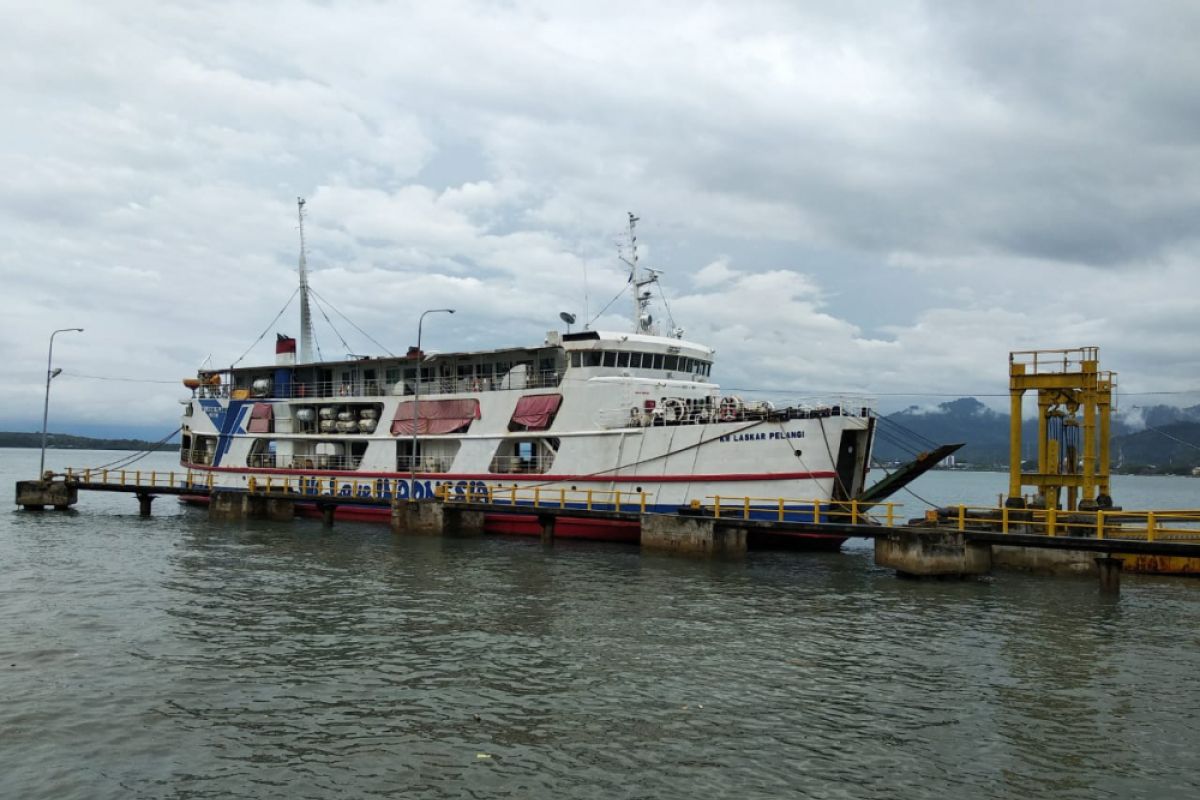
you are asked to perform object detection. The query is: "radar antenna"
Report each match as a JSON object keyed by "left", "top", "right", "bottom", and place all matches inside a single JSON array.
[{"left": 618, "top": 212, "right": 662, "bottom": 335}]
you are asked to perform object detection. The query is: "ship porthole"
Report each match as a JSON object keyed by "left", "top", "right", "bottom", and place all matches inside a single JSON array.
[
  {"left": 636, "top": 486, "right": 643, "bottom": 493},
  {"left": 571, "top": 485, "right": 577, "bottom": 491},
  {"left": 794, "top": 450, "right": 803, "bottom": 458}
]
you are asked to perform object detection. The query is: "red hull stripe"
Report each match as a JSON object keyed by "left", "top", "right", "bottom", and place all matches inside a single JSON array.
[{"left": 182, "top": 464, "right": 836, "bottom": 482}]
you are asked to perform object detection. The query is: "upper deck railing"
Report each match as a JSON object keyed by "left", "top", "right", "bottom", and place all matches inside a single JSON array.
[
  {"left": 197, "top": 370, "right": 565, "bottom": 402},
  {"left": 607, "top": 398, "right": 874, "bottom": 429}
]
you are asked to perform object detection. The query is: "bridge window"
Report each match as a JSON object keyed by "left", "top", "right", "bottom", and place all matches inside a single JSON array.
[
  {"left": 664, "top": 355, "right": 678, "bottom": 371},
  {"left": 617, "top": 352, "right": 630, "bottom": 368},
  {"left": 603, "top": 352, "right": 617, "bottom": 367},
  {"left": 571, "top": 352, "right": 582, "bottom": 368},
  {"left": 585, "top": 351, "right": 602, "bottom": 367},
  {"left": 652, "top": 354, "right": 663, "bottom": 369}
]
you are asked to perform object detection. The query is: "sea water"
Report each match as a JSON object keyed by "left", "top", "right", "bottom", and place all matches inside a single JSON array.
[{"left": 2, "top": 448, "right": 1198, "bottom": 799}]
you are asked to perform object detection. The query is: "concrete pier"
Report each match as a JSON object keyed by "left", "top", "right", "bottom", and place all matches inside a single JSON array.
[
  {"left": 390, "top": 501, "right": 437, "bottom": 535},
  {"left": 640, "top": 514, "right": 747, "bottom": 558},
  {"left": 137, "top": 493, "right": 155, "bottom": 517},
  {"left": 15, "top": 479, "right": 78, "bottom": 511},
  {"left": 991, "top": 545, "right": 1097, "bottom": 575},
  {"left": 208, "top": 490, "right": 295, "bottom": 522},
  {"left": 389, "top": 501, "right": 485, "bottom": 535},
  {"left": 874, "top": 529, "right": 992, "bottom": 578},
  {"left": 441, "top": 504, "right": 486, "bottom": 536},
  {"left": 1095, "top": 556, "right": 1123, "bottom": 594},
  {"left": 539, "top": 514, "right": 555, "bottom": 544}
]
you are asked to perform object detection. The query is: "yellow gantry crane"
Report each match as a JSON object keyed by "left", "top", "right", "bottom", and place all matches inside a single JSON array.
[{"left": 1007, "top": 347, "right": 1116, "bottom": 512}]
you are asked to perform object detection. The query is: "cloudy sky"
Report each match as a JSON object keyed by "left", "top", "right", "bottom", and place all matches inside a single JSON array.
[{"left": 3, "top": 0, "right": 1199, "bottom": 437}]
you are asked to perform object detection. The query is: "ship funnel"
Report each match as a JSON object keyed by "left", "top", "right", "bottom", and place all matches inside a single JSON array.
[{"left": 276, "top": 334, "right": 297, "bottom": 366}]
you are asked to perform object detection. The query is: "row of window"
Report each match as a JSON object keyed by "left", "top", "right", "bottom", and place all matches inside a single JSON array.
[
  {"left": 569, "top": 350, "right": 712, "bottom": 375},
  {"left": 182, "top": 435, "right": 562, "bottom": 475}
]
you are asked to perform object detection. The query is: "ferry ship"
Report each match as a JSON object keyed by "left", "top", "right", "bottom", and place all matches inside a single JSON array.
[{"left": 179, "top": 208, "right": 876, "bottom": 542}]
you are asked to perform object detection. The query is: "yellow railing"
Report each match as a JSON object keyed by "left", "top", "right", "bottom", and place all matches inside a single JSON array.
[
  {"left": 237, "top": 478, "right": 650, "bottom": 512},
  {"left": 443, "top": 484, "right": 652, "bottom": 513},
  {"left": 244, "top": 474, "right": 402, "bottom": 501},
  {"left": 946, "top": 504, "right": 1200, "bottom": 542},
  {"left": 64, "top": 467, "right": 214, "bottom": 491},
  {"left": 57, "top": 467, "right": 1200, "bottom": 541},
  {"left": 705, "top": 495, "right": 902, "bottom": 526}
]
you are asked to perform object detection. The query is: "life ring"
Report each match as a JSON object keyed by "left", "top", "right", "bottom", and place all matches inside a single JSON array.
[
  {"left": 718, "top": 397, "right": 740, "bottom": 422},
  {"left": 663, "top": 398, "right": 685, "bottom": 422}
]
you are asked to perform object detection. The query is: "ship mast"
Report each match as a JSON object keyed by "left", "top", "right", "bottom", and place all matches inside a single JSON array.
[
  {"left": 296, "top": 197, "right": 316, "bottom": 363},
  {"left": 620, "top": 212, "right": 660, "bottom": 335}
]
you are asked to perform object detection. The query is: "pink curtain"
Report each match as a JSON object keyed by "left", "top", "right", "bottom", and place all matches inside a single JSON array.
[
  {"left": 509, "top": 394, "right": 562, "bottom": 430},
  {"left": 248, "top": 402, "right": 273, "bottom": 433},
  {"left": 390, "top": 398, "right": 481, "bottom": 435}
]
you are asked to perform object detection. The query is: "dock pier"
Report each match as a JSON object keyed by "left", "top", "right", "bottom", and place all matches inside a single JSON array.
[{"left": 15, "top": 469, "right": 1200, "bottom": 594}]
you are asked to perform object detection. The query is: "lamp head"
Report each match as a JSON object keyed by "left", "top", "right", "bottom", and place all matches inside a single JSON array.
[{"left": 50, "top": 367, "right": 63, "bottom": 379}]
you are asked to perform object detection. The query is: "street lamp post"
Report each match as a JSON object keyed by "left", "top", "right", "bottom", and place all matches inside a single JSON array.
[
  {"left": 40, "top": 327, "right": 84, "bottom": 478},
  {"left": 411, "top": 309, "right": 455, "bottom": 486}
]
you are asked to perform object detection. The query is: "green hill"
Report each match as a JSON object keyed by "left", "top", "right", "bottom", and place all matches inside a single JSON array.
[{"left": 0, "top": 432, "right": 177, "bottom": 452}]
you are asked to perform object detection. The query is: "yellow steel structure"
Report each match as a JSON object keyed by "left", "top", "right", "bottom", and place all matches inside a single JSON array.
[{"left": 1008, "top": 347, "right": 1115, "bottom": 511}]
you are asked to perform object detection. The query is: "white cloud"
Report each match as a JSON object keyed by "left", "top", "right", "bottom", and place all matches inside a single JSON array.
[{"left": 2, "top": 1, "right": 1199, "bottom": 435}]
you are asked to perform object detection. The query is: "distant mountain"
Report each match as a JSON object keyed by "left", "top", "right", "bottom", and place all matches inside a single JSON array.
[
  {"left": 875, "top": 398, "right": 1014, "bottom": 466},
  {"left": 1112, "top": 422, "right": 1200, "bottom": 473},
  {"left": 0, "top": 432, "right": 178, "bottom": 452},
  {"left": 873, "top": 399, "right": 1200, "bottom": 473}
]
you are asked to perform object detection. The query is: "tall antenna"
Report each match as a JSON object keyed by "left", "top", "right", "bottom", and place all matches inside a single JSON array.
[
  {"left": 297, "top": 197, "right": 316, "bottom": 363},
  {"left": 618, "top": 212, "right": 660, "bottom": 335},
  {"left": 627, "top": 212, "right": 640, "bottom": 326}
]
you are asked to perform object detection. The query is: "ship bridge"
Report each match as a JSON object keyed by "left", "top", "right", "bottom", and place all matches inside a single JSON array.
[{"left": 557, "top": 329, "right": 715, "bottom": 381}]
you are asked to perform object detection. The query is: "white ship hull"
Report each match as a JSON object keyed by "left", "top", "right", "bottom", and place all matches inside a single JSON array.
[{"left": 180, "top": 334, "right": 874, "bottom": 540}]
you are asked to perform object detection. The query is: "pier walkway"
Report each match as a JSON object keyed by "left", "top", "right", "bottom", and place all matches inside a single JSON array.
[{"left": 15, "top": 468, "right": 1200, "bottom": 592}]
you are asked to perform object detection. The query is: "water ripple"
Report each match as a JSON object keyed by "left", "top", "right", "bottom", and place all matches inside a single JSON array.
[{"left": 2, "top": 454, "right": 1199, "bottom": 798}]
